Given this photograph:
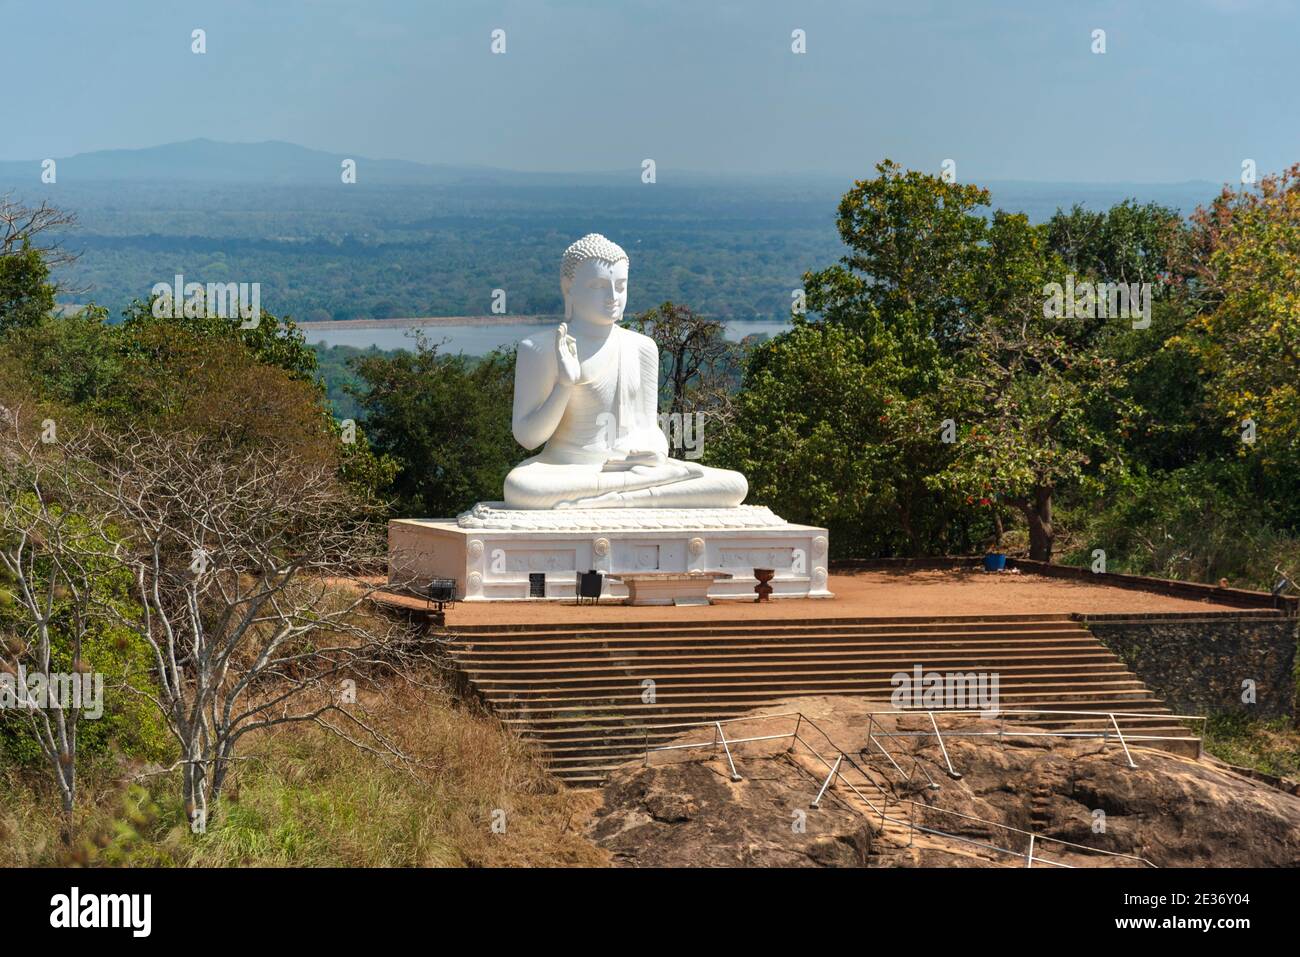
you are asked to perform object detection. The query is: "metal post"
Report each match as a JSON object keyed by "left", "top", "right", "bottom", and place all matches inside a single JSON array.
[
  {"left": 1026, "top": 833, "right": 1035, "bottom": 868},
  {"left": 716, "top": 721, "right": 742, "bottom": 781},
  {"left": 908, "top": 801, "right": 916, "bottom": 847},
  {"left": 866, "top": 727, "right": 910, "bottom": 781},
  {"left": 811, "top": 753, "right": 842, "bottom": 808},
  {"left": 788, "top": 714, "right": 803, "bottom": 753},
  {"left": 1109, "top": 713, "right": 1138, "bottom": 769},
  {"left": 928, "top": 711, "right": 962, "bottom": 779}
]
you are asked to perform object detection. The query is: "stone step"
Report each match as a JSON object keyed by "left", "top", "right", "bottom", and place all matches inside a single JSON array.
[
  {"left": 452, "top": 621, "right": 1092, "bottom": 642},
  {"left": 450, "top": 638, "right": 1109, "bottom": 665},
  {"left": 450, "top": 636, "right": 1103, "bottom": 661},
  {"left": 481, "top": 670, "right": 1145, "bottom": 700},
  {"left": 447, "top": 613, "right": 1079, "bottom": 635},
  {"left": 518, "top": 703, "right": 1180, "bottom": 736},
  {"left": 496, "top": 688, "right": 1168, "bottom": 723},
  {"left": 439, "top": 613, "right": 1201, "bottom": 785},
  {"left": 457, "top": 652, "right": 1128, "bottom": 679}
]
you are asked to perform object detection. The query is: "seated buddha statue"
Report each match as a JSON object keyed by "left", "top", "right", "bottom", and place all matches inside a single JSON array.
[{"left": 503, "top": 233, "right": 749, "bottom": 510}]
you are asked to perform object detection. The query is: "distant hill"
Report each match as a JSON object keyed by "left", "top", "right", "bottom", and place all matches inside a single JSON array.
[
  {"left": 0, "top": 138, "right": 813, "bottom": 188},
  {"left": 0, "top": 139, "right": 1222, "bottom": 208},
  {"left": 0, "top": 138, "right": 541, "bottom": 186}
]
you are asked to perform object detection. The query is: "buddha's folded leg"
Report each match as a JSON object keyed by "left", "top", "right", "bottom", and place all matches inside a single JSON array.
[
  {"left": 504, "top": 460, "right": 697, "bottom": 509},
  {"left": 504, "top": 461, "right": 603, "bottom": 509},
  {"left": 564, "top": 465, "right": 748, "bottom": 509}
]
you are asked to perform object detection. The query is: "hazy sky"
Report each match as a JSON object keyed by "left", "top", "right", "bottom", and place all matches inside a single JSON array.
[{"left": 4, "top": 0, "right": 1297, "bottom": 182}]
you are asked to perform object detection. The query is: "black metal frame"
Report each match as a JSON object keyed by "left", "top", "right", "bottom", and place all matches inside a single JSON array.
[
  {"left": 576, "top": 569, "right": 603, "bottom": 605},
  {"left": 425, "top": 577, "right": 457, "bottom": 626}
]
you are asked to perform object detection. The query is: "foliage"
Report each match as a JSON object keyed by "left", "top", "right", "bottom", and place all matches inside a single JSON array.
[
  {"left": 1, "top": 301, "right": 393, "bottom": 503},
  {"left": 626, "top": 301, "right": 739, "bottom": 418},
  {"left": 803, "top": 159, "right": 991, "bottom": 352},
  {"left": 1202, "top": 714, "right": 1300, "bottom": 781},
  {"left": 348, "top": 337, "right": 517, "bottom": 517},
  {"left": 0, "top": 679, "right": 605, "bottom": 868},
  {"left": 118, "top": 294, "right": 321, "bottom": 383},
  {"left": 1045, "top": 199, "right": 1182, "bottom": 288},
  {"left": 712, "top": 321, "right": 972, "bottom": 556},
  {"left": 1173, "top": 164, "right": 1300, "bottom": 498},
  {"left": 0, "top": 240, "right": 57, "bottom": 332},
  {"left": 932, "top": 212, "right": 1133, "bottom": 560},
  {"left": 0, "top": 500, "right": 172, "bottom": 771}
]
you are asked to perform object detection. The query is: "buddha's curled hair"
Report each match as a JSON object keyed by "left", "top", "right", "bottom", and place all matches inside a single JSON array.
[{"left": 560, "top": 233, "right": 629, "bottom": 285}]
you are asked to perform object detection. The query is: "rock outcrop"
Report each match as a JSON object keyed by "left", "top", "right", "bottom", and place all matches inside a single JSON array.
[{"left": 586, "top": 696, "right": 1300, "bottom": 867}]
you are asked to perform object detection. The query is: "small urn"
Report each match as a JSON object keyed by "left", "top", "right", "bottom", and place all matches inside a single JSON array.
[{"left": 753, "top": 568, "right": 775, "bottom": 602}]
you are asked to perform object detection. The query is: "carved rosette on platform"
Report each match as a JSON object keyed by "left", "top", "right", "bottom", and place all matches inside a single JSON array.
[{"left": 387, "top": 233, "right": 830, "bottom": 601}]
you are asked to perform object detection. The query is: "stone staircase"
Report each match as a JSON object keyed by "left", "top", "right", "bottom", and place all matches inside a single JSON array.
[{"left": 440, "top": 614, "right": 1201, "bottom": 785}]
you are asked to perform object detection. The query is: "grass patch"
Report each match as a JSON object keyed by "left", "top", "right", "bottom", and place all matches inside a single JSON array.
[
  {"left": 1202, "top": 713, "right": 1300, "bottom": 780},
  {"left": 0, "top": 676, "right": 606, "bottom": 867}
]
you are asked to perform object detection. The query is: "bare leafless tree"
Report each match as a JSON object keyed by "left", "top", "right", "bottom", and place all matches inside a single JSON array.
[
  {"left": 3, "top": 416, "right": 430, "bottom": 832},
  {"left": 0, "top": 406, "right": 115, "bottom": 842},
  {"left": 79, "top": 425, "right": 433, "bottom": 829},
  {"left": 0, "top": 194, "right": 79, "bottom": 270},
  {"left": 629, "top": 300, "right": 740, "bottom": 431}
]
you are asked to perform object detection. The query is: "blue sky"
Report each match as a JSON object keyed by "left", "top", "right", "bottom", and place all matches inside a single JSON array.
[{"left": 3, "top": 0, "right": 1297, "bottom": 181}]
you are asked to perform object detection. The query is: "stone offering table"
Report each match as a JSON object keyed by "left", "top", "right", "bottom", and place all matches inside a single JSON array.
[{"left": 610, "top": 571, "right": 733, "bottom": 606}]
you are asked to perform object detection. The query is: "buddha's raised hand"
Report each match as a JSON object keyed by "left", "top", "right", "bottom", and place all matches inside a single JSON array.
[{"left": 555, "top": 323, "right": 582, "bottom": 386}]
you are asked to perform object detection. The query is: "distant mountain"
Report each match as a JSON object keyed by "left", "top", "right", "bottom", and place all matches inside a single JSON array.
[
  {"left": 0, "top": 138, "right": 818, "bottom": 189},
  {"left": 0, "top": 139, "right": 1224, "bottom": 214},
  {"left": 0, "top": 138, "right": 637, "bottom": 187}
]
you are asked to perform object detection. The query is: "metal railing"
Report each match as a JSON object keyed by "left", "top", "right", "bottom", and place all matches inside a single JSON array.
[
  {"left": 641, "top": 710, "right": 1160, "bottom": 868},
  {"left": 863, "top": 707, "right": 1208, "bottom": 777}
]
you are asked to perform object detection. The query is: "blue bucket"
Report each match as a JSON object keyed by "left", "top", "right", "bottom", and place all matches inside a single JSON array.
[{"left": 983, "top": 553, "right": 1006, "bottom": 572}]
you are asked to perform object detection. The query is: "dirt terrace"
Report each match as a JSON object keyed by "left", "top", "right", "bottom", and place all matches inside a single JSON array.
[{"left": 392, "top": 567, "right": 1248, "bottom": 627}]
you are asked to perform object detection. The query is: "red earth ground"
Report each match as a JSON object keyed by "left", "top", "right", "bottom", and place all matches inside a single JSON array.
[{"left": 378, "top": 566, "right": 1249, "bottom": 626}]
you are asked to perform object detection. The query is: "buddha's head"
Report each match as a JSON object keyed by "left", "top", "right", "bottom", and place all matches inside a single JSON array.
[{"left": 560, "top": 233, "right": 629, "bottom": 327}]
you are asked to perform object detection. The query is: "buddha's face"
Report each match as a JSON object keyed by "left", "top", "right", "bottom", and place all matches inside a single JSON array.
[{"left": 566, "top": 258, "right": 628, "bottom": 327}]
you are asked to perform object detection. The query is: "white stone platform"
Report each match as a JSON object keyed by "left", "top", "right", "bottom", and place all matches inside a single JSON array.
[{"left": 388, "top": 504, "right": 832, "bottom": 602}]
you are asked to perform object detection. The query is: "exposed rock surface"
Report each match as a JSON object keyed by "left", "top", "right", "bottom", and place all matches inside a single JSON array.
[{"left": 586, "top": 696, "right": 1300, "bottom": 868}]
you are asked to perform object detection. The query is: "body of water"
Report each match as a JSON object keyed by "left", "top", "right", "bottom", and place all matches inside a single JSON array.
[{"left": 305, "top": 320, "right": 790, "bottom": 354}]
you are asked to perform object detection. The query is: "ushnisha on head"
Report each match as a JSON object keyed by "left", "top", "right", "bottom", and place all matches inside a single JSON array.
[{"left": 560, "top": 233, "right": 630, "bottom": 326}]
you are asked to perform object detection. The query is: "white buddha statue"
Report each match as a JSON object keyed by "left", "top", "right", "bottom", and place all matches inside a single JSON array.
[{"left": 503, "top": 234, "right": 749, "bottom": 510}]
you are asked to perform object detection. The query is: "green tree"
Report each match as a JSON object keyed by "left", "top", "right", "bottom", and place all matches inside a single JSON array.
[
  {"left": 1045, "top": 199, "right": 1182, "bottom": 289},
  {"left": 712, "top": 322, "right": 966, "bottom": 556},
  {"left": 349, "top": 338, "right": 517, "bottom": 517},
  {"left": 1173, "top": 165, "right": 1300, "bottom": 495},
  {"left": 803, "top": 159, "right": 991, "bottom": 352},
  {"left": 0, "top": 241, "right": 57, "bottom": 332},
  {"left": 933, "top": 213, "right": 1132, "bottom": 561},
  {"left": 118, "top": 294, "right": 320, "bottom": 383}
]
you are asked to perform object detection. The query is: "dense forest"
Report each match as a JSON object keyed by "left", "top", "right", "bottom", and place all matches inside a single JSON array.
[{"left": 0, "top": 142, "right": 1219, "bottom": 324}]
